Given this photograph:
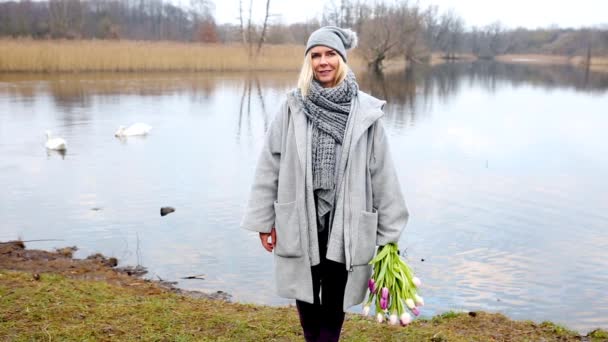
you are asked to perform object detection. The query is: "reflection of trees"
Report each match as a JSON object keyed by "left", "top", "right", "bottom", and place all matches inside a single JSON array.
[
  {"left": 0, "top": 72, "right": 299, "bottom": 110},
  {"left": 0, "top": 73, "right": 221, "bottom": 111},
  {"left": 236, "top": 74, "right": 271, "bottom": 142},
  {"left": 2, "top": 65, "right": 606, "bottom": 135},
  {"left": 466, "top": 62, "right": 608, "bottom": 93},
  {"left": 358, "top": 69, "right": 422, "bottom": 127},
  {"left": 357, "top": 61, "right": 608, "bottom": 128},
  {"left": 47, "top": 78, "right": 92, "bottom": 112}
]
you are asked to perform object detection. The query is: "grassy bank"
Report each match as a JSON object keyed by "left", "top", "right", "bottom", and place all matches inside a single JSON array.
[
  {"left": 3, "top": 270, "right": 606, "bottom": 341},
  {"left": 1, "top": 241, "right": 607, "bottom": 341}
]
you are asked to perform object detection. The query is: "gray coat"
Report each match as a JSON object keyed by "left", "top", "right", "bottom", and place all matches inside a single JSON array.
[{"left": 241, "top": 90, "right": 409, "bottom": 310}]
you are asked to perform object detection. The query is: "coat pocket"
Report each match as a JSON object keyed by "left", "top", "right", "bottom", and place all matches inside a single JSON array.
[
  {"left": 274, "top": 200, "right": 303, "bottom": 258},
  {"left": 352, "top": 209, "right": 378, "bottom": 265}
]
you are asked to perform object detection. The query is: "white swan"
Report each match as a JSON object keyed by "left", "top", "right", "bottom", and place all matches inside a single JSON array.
[
  {"left": 45, "top": 130, "right": 67, "bottom": 151},
  {"left": 115, "top": 123, "right": 152, "bottom": 137}
]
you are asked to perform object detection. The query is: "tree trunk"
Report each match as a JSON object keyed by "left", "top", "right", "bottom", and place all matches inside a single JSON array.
[
  {"left": 256, "top": 0, "right": 271, "bottom": 56},
  {"left": 369, "top": 54, "right": 385, "bottom": 73}
]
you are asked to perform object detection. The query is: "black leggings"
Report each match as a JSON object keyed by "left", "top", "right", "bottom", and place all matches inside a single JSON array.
[{"left": 296, "top": 226, "right": 348, "bottom": 342}]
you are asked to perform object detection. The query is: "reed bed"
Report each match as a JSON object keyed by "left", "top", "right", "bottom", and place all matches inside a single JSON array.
[
  {"left": 0, "top": 39, "right": 368, "bottom": 73},
  {"left": 498, "top": 54, "right": 608, "bottom": 73},
  {"left": 571, "top": 56, "right": 608, "bottom": 73}
]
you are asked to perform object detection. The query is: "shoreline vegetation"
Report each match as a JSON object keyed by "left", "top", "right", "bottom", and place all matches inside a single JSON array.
[
  {"left": 1, "top": 241, "right": 607, "bottom": 341},
  {"left": 1, "top": 39, "right": 607, "bottom": 74}
]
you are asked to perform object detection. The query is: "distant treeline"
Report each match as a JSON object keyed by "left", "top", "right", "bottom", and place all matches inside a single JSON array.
[
  {"left": 0, "top": 0, "right": 217, "bottom": 41},
  {"left": 1, "top": 0, "right": 607, "bottom": 70}
]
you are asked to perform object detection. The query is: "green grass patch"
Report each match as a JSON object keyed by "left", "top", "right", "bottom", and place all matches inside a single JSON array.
[
  {"left": 539, "top": 321, "right": 578, "bottom": 337},
  {"left": 432, "top": 310, "right": 461, "bottom": 323},
  {"left": 0, "top": 270, "right": 589, "bottom": 341},
  {"left": 588, "top": 328, "right": 608, "bottom": 340}
]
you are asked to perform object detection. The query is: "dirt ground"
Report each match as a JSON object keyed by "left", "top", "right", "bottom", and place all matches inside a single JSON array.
[{"left": 0, "top": 240, "right": 229, "bottom": 300}]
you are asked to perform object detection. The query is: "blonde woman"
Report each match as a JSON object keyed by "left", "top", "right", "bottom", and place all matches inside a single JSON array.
[{"left": 242, "top": 26, "right": 409, "bottom": 341}]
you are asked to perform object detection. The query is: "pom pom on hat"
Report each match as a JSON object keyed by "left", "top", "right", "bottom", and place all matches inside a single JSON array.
[
  {"left": 336, "top": 27, "right": 358, "bottom": 50},
  {"left": 305, "top": 26, "right": 358, "bottom": 62}
]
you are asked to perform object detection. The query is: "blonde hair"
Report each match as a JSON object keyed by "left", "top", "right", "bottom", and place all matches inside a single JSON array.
[{"left": 297, "top": 51, "right": 349, "bottom": 97}]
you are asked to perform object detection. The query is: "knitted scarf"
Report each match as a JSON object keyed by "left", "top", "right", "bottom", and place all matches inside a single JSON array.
[{"left": 299, "top": 70, "right": 359, "bottom": 226}]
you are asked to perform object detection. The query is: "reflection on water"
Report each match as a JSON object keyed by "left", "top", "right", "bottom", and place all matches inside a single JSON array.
[{"left": 1, "top": 63, "right": 607, "bottom": 333}]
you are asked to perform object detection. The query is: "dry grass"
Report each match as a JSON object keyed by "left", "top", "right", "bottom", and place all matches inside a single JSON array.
[
  {"left": 496, "top": 54, "right": 571, "bottom": 65},
  {"left": 0, "top": 39, "right": 366, "bottom": 73},
  {"left": 498, "top": 54, "right": 608, "bottom": 73},
  {"left": 571, "top": 56, "right": 608, "bottom": 73},
  {"left": 2, "top": 39, "right": 606, "bottom": 73}
]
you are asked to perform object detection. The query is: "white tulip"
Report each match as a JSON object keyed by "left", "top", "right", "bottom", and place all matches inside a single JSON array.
[
  {"left": 414, "top": 294, "right": 425, "bottom": 307},
  {"left": 376, "top": 312, "right": 384, "bottom": 323},
  {"left": 362, "top": 305, "right": 370, "bottom": 316},
  {"left": 412, "top": 276, "right": 422, "bottom": 287},
  {"left": 405, "top": 298, "right": 416, "bottom": 309},
  {"left": 389, "top": 313, "right": 399, "bottom": 325}
]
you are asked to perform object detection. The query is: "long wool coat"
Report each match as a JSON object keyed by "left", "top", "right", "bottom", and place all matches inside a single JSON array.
[{"left": 241, "top": 90, "right": 409, "bottom": 310}]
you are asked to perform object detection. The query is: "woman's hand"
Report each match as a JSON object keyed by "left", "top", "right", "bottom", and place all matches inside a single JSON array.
[{"left": 259, "top": 228, "right": 277, "bottom": 252}]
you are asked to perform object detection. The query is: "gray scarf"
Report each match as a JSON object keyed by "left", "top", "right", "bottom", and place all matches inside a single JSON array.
[{"left": 298, "top": 71, "right": 359, "bottom": 225}]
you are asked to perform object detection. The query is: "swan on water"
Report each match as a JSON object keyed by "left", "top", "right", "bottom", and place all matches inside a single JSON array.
[
  {"left": 114, "top": 123, "right": 152, "bottom": 137},
  {"left": 45, "top": 130, "right": 67, "bottom": 151}
]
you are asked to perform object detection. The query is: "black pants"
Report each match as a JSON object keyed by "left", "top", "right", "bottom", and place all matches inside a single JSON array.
[{"left": 296, "top": 226, "right": 348, "bottom": 342}]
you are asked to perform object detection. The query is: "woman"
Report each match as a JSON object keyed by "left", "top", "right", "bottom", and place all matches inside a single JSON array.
[{"left": 241, "top": 26, "right": 408, "bottom": 341}]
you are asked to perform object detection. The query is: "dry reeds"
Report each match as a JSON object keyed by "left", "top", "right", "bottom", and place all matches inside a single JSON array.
[
  {"left": 0, "top": 39, "right": 364, "bottom": 73},
  {"left": 497, "top": 54, "right": 608, "bottom": 73},
  {"left": 571, "top": 56, "right": 608, "bottom": 73}
]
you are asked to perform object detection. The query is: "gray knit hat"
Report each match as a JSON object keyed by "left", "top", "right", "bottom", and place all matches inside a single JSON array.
[{"left": 305, "top": 26, "right": 358, "bottom": 62}]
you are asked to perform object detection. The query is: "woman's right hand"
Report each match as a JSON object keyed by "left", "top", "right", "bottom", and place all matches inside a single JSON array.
[{"left": 259, "top": 228, "right": 277, "bottom": 252}]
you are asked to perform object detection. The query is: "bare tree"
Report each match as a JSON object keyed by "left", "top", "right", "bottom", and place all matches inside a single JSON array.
[
  {"left": 395, "top": 1, "right": 425, "bottom": 64},
  {"left": 237, "top": 0, "right": 272, "bottom": 60},
  {"left": 434, "top": 10, "right": 465, "bottom": 59},
  {"left": 471, "top": 21, "right": 512, "bottom": 58},
  {"left": 49, "top": 0, "right": 84, "bottom": 38},
  {"left": 256, "top": 0, "right": 271, "bottom": 55},
  {"left": 247, "top": 0, "right": 253, "bottom": 56},
  {"left": 356, "top": 1, "right": 425, "bottom": 71},
  {"left": 239, "top": 0, "right": 247, "bottom": 44},
  {"left": 356, "top": 3, "right": 403, "bottom": 71}
]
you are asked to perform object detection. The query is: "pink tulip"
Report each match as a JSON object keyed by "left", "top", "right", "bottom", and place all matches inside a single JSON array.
[
  {"left": 380, "top": 297, "right": 388, "bottom": 310},
  {"left": 368, "top": 278, "right": 376, "bottom": 293},
  {"left": 411, "top": 307, "right": 420, "bottom": 316},
  {"left": 400, "top": 312, "right": 412, "bottom": 326},
  {"left": 381, "top": 287, "right": 389, "bottom": 299}
]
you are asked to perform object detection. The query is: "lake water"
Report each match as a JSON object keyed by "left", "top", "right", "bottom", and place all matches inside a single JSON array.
[{"left": 1, "top": 63, "right": 607, "bottom": 333}]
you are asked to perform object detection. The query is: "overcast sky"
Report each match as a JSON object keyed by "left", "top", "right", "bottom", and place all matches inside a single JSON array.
[{"left": 196, "top": 0, "right": 607, "bottom": 29}]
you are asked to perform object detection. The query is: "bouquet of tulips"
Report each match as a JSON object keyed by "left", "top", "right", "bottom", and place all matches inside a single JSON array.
[{"left": 362, "top": 243, "right": 424, "bottom": 326}]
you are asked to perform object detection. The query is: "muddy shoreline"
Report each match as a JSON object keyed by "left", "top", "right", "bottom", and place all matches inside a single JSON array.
[{"left": 0, "top": 240, "right": 230, "bottom": 301}]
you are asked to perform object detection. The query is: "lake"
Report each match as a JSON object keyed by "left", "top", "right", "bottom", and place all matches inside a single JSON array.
[{"left": 1, "top": 62, "right": 607, "bottom": 333}]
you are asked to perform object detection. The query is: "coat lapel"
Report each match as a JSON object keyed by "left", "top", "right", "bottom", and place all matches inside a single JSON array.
[
  {"left": 350, "top": 92, "right": 385, "bottom": 145},
  {"left": 287, "top": 93, "right": 308, "bottom": 171}
]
